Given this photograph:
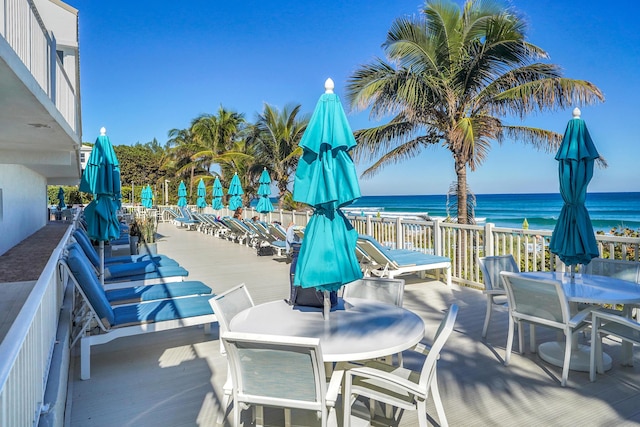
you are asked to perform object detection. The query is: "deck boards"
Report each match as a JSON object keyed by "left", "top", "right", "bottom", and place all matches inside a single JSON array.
[{"left": 67, "top": 222, "right": 640, "bottom": 426}]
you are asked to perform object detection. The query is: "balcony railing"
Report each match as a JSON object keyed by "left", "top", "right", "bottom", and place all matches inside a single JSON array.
[
  {"left": 153, "top": 204, "right": 640, "bottom": 289},
  {"left": 1, "top": 0, "right": 78, "bottom": 133},
  {"left": 0, "top": 222, "right": 74, "bottom": 427}
]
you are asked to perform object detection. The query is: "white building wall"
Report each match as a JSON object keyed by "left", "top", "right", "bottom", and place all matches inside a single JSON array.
[{"left": 0, "top": 165, "right": 47, "bottom": 256}]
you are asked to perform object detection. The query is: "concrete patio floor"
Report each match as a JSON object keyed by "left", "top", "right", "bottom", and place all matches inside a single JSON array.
[{"left": 65, "top": 222, "right": 640, "bottom": 426}]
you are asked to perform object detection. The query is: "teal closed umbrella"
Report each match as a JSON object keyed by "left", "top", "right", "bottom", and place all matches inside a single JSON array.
[
  {"left": 196, "top": 179, "right": 207, "bottom": 208},
  {"left": 141, "top": 185, "right": 153, "bottom": 208},
  {"left": 550, "top": 108, "right": 600, "bottom": 271},
  {"left": 79, "top": 127, "right": 122, "bottom": 286},
  {"left": 212, "top": 176, "right": 224, "bottom": 210},
  {"left": 57, "top": 187, "right": 66, "bottom": 210},
  {"left": 177, "top": 181, "right": 188, "bottom": 207},
  {"left": 227, "top": 173, "right": 244, "bottom": 211},
  {"left": 256, "top": 168, "right": 274, "bottom": 213},
  {"left": 292, "top": 78, "right": 362, "bottom": 317}
]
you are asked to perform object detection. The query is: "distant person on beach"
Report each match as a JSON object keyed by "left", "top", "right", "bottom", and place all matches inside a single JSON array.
[
  {"left": 251, "top": 215, "right": 259, "bottom": 222},
  {"left": 233, "top": 208, "right": 243, "bottom": 219}
]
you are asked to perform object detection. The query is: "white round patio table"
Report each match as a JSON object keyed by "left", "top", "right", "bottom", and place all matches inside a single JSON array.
[
  {"left": 229, "top": 297, "right": 425, "bottom": 362},
  {"left": 519, "top": 272, "right": 640, "bottom": 371}
]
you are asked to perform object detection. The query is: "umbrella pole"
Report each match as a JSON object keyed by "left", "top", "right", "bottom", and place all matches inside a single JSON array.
[
  {"left": 99, "top": 241, "right": 105, "bottom": 287},
  {"left": 323, "top": 290, "right": 330, "bottom": 320}
]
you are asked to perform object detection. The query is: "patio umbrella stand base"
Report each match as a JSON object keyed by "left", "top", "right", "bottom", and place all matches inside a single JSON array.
[{"left": 538, "top": 341, "right": 611, "bottom": 372}]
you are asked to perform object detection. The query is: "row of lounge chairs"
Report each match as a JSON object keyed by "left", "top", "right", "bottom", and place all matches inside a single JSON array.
[
  {"left": 166, "top": 207, "right": 452, "bottom": 283},
  {"left": 63, "top": 226, "right": 217, "bottom": 379},
  {"left": 166, "top": 206, "right": 289, "bottom": 256}
]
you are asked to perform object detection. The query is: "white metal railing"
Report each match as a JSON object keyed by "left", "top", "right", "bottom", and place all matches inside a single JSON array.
[
  {"left": 0, "top": 222, "right": 74, "bottom": 427},
  {"left": 153, "top": 205, "right": 640, "bottom": 289},
  {"left": 1, "top": 0, "right": 78, "bottom": 132}
]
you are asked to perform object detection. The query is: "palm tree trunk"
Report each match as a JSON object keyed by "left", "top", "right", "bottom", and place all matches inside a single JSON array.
[
  {"left": 455, "top": 158, "right": 468, "bottom": 275},
  {"left": 189, "top": 166, "right": 195, "bottom": 202},
  {"left": 278, "top": 181, "right": 287, "bottom": 210},
  {"left": 455, "top": 160, "right": 468, "bottom": 225}
]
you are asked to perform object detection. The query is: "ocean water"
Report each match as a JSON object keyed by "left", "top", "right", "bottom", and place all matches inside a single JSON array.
[{"left": 343, "top": 192, "right": 640, "bottom": 233}]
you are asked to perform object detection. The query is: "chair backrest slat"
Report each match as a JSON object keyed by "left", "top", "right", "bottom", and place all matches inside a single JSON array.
[
  {"left": 501, "top": 272, "right": 569, "bottom": 325},
  {"left": 581, "top": 258, "right": 640, "bottom": 284},
  {"left": 209, "top": 283, "right": 254, "bottom": 333},
  {"left": 222, "top": 332, "right": 326, "bottom": 413},
  {"left": 343, "top": 277, "right": 405, "bottom": 307},
  {"left": 479, "top": 255, "right": 519, "bottom": 292}
]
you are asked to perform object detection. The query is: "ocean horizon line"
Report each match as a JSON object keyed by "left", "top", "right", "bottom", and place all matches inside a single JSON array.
[{"left": 357, "top": 191, "right": 640, "bottom": 197}]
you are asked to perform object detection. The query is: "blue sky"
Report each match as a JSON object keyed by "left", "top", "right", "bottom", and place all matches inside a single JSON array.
[{"left": 65, "top": 0, "right": 639, "bottom": 196}]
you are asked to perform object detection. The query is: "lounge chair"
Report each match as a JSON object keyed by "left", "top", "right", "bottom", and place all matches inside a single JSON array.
[
  {"left": 61, "top": 245, "right": 217, "bottom": 380},
  {"left": 67, "top": 242, "right": 189, "bottom": 290},
  {"left": 356, "top": 235, "right": 452, "bottom": 285},
  {"left": 243, "top": 220, "right": 287, "bottom": 256},
  {"left": 62, "top": 245, "right": 212, "bottom": 305},
  {"left": 73, "top": 229, "right": 178, "bottom": 267},
  {"left": 174, "top": 206, "right": 200, "bottom": 229},
  {"left": 221, "top": 217, "right": 257, "bottom": 246}
]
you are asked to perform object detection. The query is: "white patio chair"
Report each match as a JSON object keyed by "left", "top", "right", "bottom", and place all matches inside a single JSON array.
[
  {"left": 590, "top": 310, "right": 640, "bottom": 381},
  {"left": 343, "top": 304, "right": 458, "bottom": 427},
  {"left": 208, "top": 283, "right": 255, "bottom": 425},
  {"left": 342, "top": 277, "right": 405, "bottom": 307},
  {"left": 221, "top": 332, "right": 343, "bottom": 427},
  {"left": 343, "top": 277, "right": 405, "bottom": 365},
  {"left": 500, "top": 272, "right": 594, "bottom": 387},
  {"left": 581, "top": 258, "right": 640, "bottom": 317},
  {"left": 478, "top": 255, "right": 519, "bottom": 338}
]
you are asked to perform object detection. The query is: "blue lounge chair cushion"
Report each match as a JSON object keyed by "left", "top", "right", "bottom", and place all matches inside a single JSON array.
[
  {"left": 112, "top": 295, "right": 214, "bottom": 327},
  {"left": 67, "top": 247, "right": 116, "bottom": 326},
  {"left": 105, "top": 262, "right": 160, "bottom": 278},
  {"left": 110, "top": 236, "right": 130, "bottom": 246},
  {"left": 104, "top": 265, "right": 189, "bottom": 282},
  {"left": 106, "top": 254, "right": 178, "bottom": 266},
  {"left": 105, "top": 281, "right": 213, "bottom": 304},
  {"left": 358, "top": 234, "right": 450, "bottom": 265}
]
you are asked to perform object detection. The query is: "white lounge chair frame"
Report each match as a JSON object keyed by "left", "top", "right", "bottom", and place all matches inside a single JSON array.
[
  {"left": 357, "top": 237, "right": 452, "bottom": 286},
  {"left": 59, "top": 259, "right": 216, "bottom": 380}
]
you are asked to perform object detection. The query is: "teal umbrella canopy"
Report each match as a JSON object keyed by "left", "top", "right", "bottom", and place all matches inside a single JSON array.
[
  {"left": 141, "top": 185, "right": 153, "bottom": 208},
  {"left": 212, "top": 176, "right": 224, "bottom": 210},
  {"left": 177, "top": 180, "right": 188, "bottom": 207},
  {"left": 196, "top": 179, "right": 207, "bottom": 208},
  {"left": 227, "top": 173, "right": 244, "bottom": 211},
  {"left": 79, "top": 129, "right": 122, "bottom": 242},
  {"left": 57, "top": 187, "right": 66, "bottom": 209},
  {"left": 292, "top": 79, "right": 362, "bottom": 293},
  {"left": 549, "top": 109, "right": 600, "bottom": 267},
  {"left": 256, "top": 168, "right": 274, "bottom": 213}
]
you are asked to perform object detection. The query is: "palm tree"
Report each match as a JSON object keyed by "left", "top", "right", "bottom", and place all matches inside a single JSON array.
[
  {"left": 191, "top": 106, "right": 246, "bottom": 184},
  {"left": 166, "top": 128, "right": 201, "bottom": 200},
  {"left": 346, "top": 0, "right": 604, "bottom": 224},
  {"left": 252, "top": 103, "right": 307, "bottom": 209}
]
